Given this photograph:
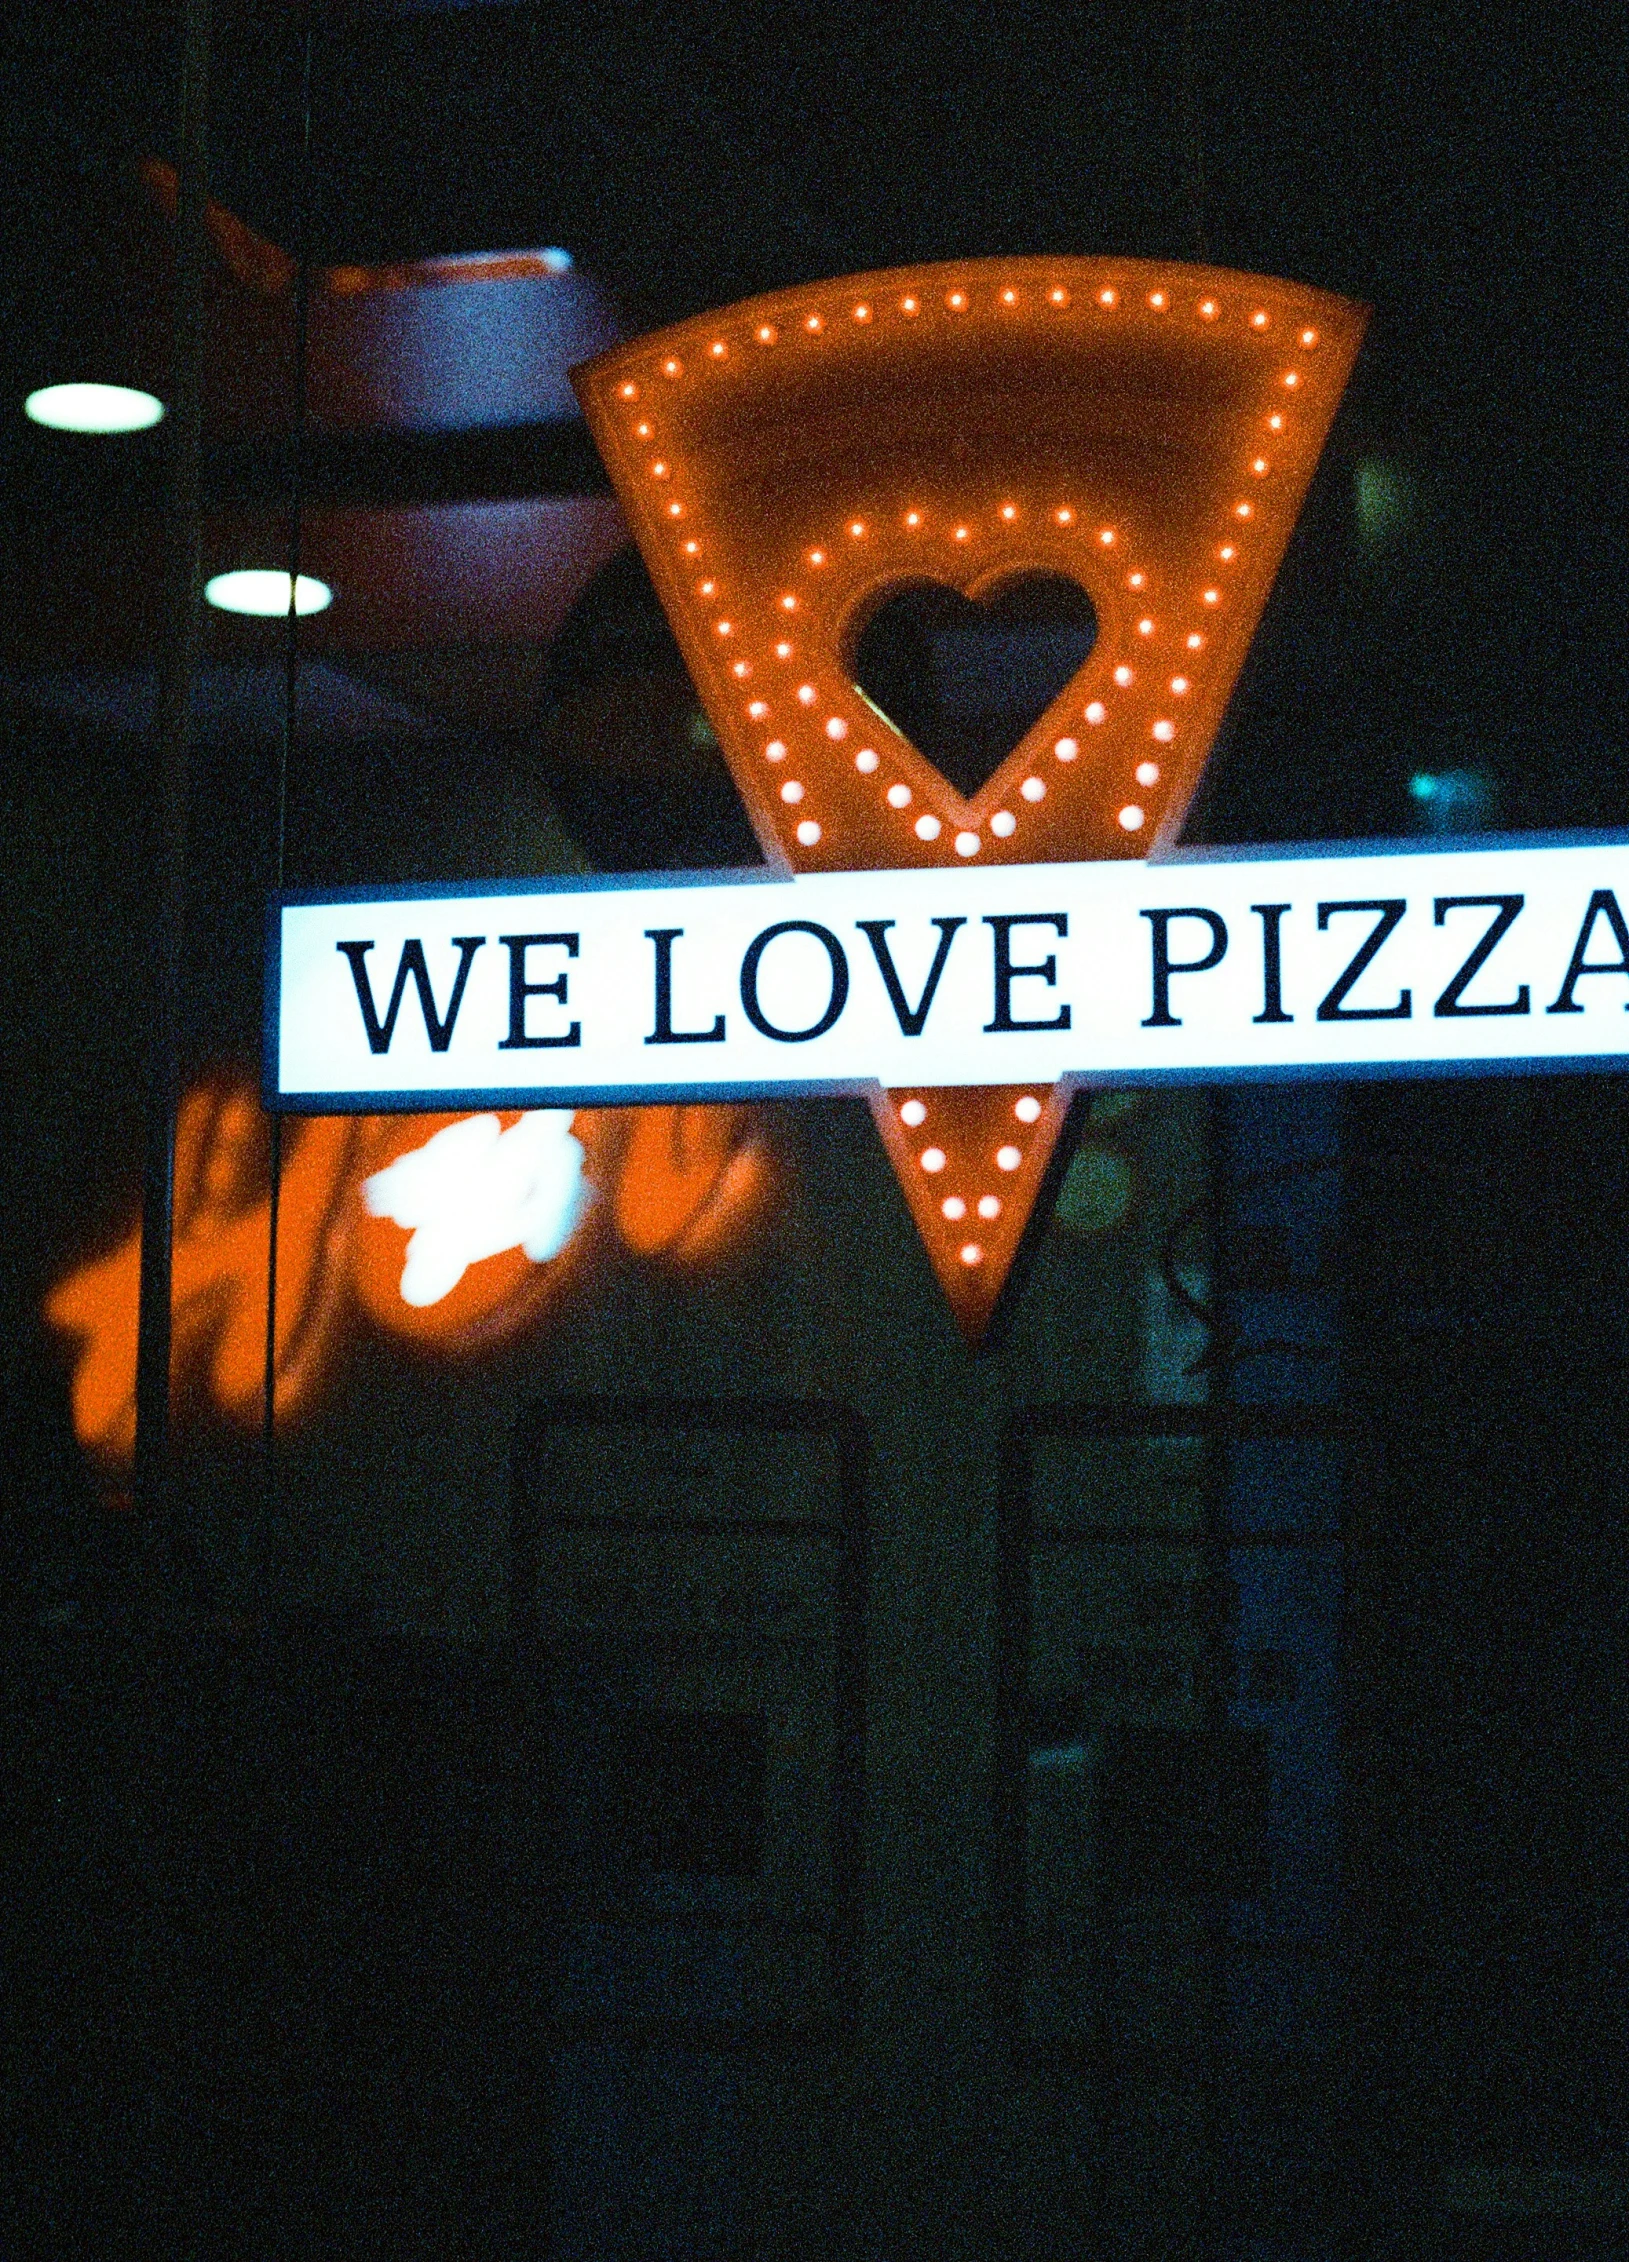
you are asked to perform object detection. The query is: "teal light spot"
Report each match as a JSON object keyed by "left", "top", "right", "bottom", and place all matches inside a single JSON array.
[{"left": 1355, "top": 459, "right": 1412, "bottom": 545}]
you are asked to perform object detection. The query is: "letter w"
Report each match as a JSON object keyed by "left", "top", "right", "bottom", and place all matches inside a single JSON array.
[{"left": 336, "top": 937, "right": 485, "bottom": 1054}]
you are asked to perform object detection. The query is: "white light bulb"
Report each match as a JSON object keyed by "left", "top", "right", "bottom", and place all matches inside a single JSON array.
[
  {"left": 204, "top": 570, "right": 332, "bottom": 617},
  {"left": 25, "top": 382, "right": 164, "bottom": 433}
]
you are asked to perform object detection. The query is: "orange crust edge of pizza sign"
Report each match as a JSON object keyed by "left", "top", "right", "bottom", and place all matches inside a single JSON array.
[{"left": 572, "top": 258, "right": 1367, "bottom": 1340}]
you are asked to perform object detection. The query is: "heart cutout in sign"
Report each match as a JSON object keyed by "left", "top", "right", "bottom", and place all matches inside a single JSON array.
[{"left": 850, "top": 573, "right": 1096, "bottom": 800}]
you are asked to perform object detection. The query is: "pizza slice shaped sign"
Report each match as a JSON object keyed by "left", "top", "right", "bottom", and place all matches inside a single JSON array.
[
  {"left": 569, "top": 258, "right": 1366, "bottom": 1333},
  {"left": 270, "top": 260, "right": 1474, "bottom": 1343}
]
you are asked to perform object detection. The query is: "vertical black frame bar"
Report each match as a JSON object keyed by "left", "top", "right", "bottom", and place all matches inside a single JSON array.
[{"left": 133, "top": 0, "right": 210, "bottom": 1526}]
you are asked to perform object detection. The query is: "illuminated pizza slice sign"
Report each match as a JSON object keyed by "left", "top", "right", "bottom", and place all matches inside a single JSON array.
[{"left": 575, "top": 259, "right": 1365, "bottom": 1337}]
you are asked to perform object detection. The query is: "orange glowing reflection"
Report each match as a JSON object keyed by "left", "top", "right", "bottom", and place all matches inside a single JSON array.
[
  {"left": 44, "top": 1083, "right": 358, "bottom": 1464},
  {"left": 45, "top": 1081, "right": 768, "bottom": 1466},
  {"left": 612, "top": 1104, "right": 760, "bottom": 1257}
]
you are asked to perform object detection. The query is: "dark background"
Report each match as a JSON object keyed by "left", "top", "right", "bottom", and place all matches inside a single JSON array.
[
  {"left": 3, "top": 3, "right": 1629, "bottom": 2254},
  {"left": 5, "top": 0, "right": 1627, "bottom": 844}
]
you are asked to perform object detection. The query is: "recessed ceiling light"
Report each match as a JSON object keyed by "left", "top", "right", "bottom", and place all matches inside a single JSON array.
[
  {"left": 25, "top": 382, "right": 165, "bottom": 434},
  {"left": 204, "top": 570, "right": 333, "bottom": 617}
]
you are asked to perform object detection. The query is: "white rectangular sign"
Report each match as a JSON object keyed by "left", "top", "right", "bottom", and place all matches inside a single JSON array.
[{"left": 267, "top": 835, "right": 1629, "bottom": 1109}]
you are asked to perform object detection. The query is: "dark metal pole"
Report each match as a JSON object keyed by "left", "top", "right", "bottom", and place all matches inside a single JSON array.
[
  {"left": 260, "top": 7, "right": 318, "bottom": 1580},
  {"left": 133, "top": 0, "right": 211, "bottom": 1527},
  {"left": 1198, "top": 1090, "right": 1237, "bottom": 2249}
]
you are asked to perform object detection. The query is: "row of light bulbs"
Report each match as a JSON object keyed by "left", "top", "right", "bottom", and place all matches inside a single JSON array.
[
  {"left": 619, "top": 304, "right": 1319, "bottom": 856},
  {"left": 896, "top": 1092, "right": 1043, "bottom": 1266},
  {"left": 619, "top": 286, "right": 1322, "bottom": 365}
]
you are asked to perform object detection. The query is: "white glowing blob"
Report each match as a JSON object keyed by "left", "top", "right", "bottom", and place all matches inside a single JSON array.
[
  {"left": 1014, "top": 1096, "right": 1042, "bottom": 1123},
  {"left": 26, "top": 381, "right": 165, "bottom": 433},
  {"left": 363, "top": 1111, "right": 590, "bottom": 1307},
  {"left": 205, "top": 569, "right": 333, "bottom": 617},
  {"left": 900, "top": 1099, "right": 927, "bottom": 1127}
]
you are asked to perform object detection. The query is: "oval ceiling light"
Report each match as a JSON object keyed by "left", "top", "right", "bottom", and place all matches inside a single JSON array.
[
  {"left": 204, "top": 570, "right": 333, "bottom": 617},
  {"left": 24, "top": 382, "right": 165, "bottom": 433}
]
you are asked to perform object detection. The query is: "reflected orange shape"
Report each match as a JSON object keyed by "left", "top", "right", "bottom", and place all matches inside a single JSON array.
[
  {"left": 44, "top": 1085, "right": 358, "bottom": 1462},
  {"left": 574, "top": 259, "right": 1366, "bottom": 1336},
  {"left": 613, "top": 1104, "right": 759, "bottom": 1258},
  {"left": 348, "top": 1109, "right": 584, "bottom": 1353},
  {"left": 46, "top": 1086, "right": 772, "bottom": 1462}
]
